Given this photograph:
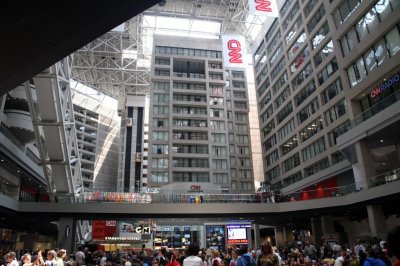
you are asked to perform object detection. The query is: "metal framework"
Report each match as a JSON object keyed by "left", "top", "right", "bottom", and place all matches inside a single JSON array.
[{"left": 71, "top": 0, "right": 266, "bottom": 98}]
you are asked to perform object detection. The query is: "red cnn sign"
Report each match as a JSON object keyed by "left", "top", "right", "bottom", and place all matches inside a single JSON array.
[
  {"left": 254, "top": 0, "right": 272, "bottom": 12},
  {"left": 227, "top": 40, "right": 243, "bottom": 64}
]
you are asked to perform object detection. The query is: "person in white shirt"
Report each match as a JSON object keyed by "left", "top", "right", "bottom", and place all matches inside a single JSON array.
[
  {"left": 75, "top": 246, "right": 85, "bottom": 266},
  {"left": 334, "top": 247, "right": 346, "bottom": 266},
  {"left": 5, "top": 252, "right": 19, "bottom": 266},
  {"left": 45, "top": 250, "right": 57, "bottom": 266},
  {"left": 100, "top": 252, "right": 107, "bottom": 266},
  {"left": 183, "top": 244, "right": 203, "bottom": 266}
]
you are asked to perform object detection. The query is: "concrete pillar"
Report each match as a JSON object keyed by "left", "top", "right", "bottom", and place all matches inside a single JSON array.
[
  {"left": 367, "top": 205, "right": 387, "bottom": 240},
  {"left": 354, "top": 141, "right": 376, "bottom": 189},
  {"left": 321, "top": 216, "right": 335, "bottom": 236},
  {"left": 283, "top": 227, "right": 287, "bottom": 243},
  {"left": 57, "top": 217, "right": 76, "bottom": 253},
  {"left": 254, "top": 224, "right": 261, "bottom": 249},
  {"left": 274, "top": 227, "right": 285, "bottom": 247}
]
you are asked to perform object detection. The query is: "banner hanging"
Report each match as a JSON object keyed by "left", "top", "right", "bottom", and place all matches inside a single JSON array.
[
  {"left": 248, "top": 0, "right": 279, "bottom": 17},
  {"left": 222, "top": 35, "right": 246, "bottom": 69}
]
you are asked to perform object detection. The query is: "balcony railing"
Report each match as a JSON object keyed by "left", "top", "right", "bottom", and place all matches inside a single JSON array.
[
  {"left": 336, "top": 89, "right": 400, "bottom": 136},
  {"left": 5, "top": 168, "right": 399, "bottom": 204}
]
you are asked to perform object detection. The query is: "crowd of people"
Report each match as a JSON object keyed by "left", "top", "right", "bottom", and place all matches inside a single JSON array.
[{"left": 1, "top": 227, "right": 399, "bottom": 266}]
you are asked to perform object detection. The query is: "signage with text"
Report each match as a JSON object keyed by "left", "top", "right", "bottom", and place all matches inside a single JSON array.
[
  {"left": 248, "top": 0, "right": 279, "bottom": 17},
  {"left": 227, "top": 224, "right": 250, "bottom": 244},
  {"left": 370, "top": 73, "right": 400, "bottom": 98},
  {"left": 222, "top": 35, "right": 246, "bottom": 69}
]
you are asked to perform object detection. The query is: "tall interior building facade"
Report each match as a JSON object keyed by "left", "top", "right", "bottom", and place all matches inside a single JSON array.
[
  {"left": 253, "top": 0, "right": 400, "bottom": 236},
  {"left": 147, "top": 35, "right": 254, "bottom": 194}
]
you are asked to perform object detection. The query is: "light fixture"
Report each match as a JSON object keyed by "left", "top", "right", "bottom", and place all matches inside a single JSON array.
[
  {"left": 0, "top": 159, "right": 4, "bottom": 162},
  {"left": 17, "top": 170, "right": 20, "bottom": 173},
  {"left": 380, "top": 139, "right": 384, "bottom": 143}
]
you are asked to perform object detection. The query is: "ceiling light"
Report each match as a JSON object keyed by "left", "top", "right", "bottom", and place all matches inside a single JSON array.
[
  {"left": 17, "top": 170, "right": 20, "bottom": 173},
  {"left": 0, "top": 159, "right": 4, "bottom": 162},
  {"left": 380, "top": 139, "right": 384, "bottom": 143}
]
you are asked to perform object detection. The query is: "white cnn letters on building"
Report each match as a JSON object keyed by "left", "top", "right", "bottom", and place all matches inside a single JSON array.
[
  {"left": 222, "top": 35, "right": 246, "bottom": 69},
  {"left": 248, "top": 0, "right": 279, "bottom": 17}
]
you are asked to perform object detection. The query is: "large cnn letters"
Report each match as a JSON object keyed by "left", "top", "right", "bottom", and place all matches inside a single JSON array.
[
  {"left": 222, "top": 35, "right": 246, "bottom": 68},
  {"left": 249, "top": 0, "right": 279, "bottom": 17},
  {"left": 228, "top": 40, "right": 243, "bottom": 64}
]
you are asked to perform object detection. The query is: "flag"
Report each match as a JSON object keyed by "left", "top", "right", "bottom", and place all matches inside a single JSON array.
[
  {"left": 222, "top": 35, "right": 246, "bottom": 69},
  {"left": 248, "top": 0, "right": 279, "bottom": 17}
]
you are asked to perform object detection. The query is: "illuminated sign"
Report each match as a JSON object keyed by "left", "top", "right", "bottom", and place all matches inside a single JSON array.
[
  {"left": 248, "top": 0, "right": 279, "bottom": 17},
  {"left": 370, "top": 73, "right": 400, "bottom": 98},
  {"left": 226, "top": 224, "right": 250, "bottom": 244},
  {"left": 105, "top": 236, "right": 140, "bottom": 241},
  {"left": 222, "top": 35, "right": 246, "bottom": 68}
]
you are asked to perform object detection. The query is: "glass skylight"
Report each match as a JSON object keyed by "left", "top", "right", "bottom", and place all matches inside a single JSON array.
[{"left": 143, "top": 15, "right": 221, "bottom": 38}]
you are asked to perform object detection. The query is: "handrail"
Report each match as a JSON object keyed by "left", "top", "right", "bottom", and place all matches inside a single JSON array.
[
  {"left": 10, "top": 168, "right": 400, "bottom": 204},
  {"left": 336, "top": 89, "right": 400, "bottom": 135}
]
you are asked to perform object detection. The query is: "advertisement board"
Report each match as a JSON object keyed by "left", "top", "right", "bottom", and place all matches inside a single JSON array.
[
  {"left": 248, "top": 0, "right": 279, "bottom": 17},
  {"left": 227, "top": 224, "right": 250, "bottom": 244},
  {"left": 222, "top": 35, "right": 246, "bottom": 69},
  {"left": 206, "top": 225, "right": 225, "bottom": 250}
]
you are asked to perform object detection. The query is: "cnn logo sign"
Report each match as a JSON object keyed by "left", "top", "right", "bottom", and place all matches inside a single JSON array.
[
  {"left": 248, "top": 0, "right": 278, "bottom": 17},
  {"left": 222, "top": 35, "right": 246, "bottom": 68}
]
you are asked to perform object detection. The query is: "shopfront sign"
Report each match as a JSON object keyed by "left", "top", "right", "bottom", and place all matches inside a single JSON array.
[{"left": 370, "top": 73, "right": 400, "bottom": 98}]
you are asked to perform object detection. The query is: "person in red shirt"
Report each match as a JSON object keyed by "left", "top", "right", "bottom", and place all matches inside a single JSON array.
[{"left": 166, "top": 252, "right": 181, "bottom": 266}]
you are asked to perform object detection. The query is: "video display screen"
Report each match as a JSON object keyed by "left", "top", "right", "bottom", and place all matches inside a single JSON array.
[
  {"left": 226, "top": 224, "right": 250, "bottom": 244},
  {"left": 206, "top": 225, "right": 225, "bottom": 250}
]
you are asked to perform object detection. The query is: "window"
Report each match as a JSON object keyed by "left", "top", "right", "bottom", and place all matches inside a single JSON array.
[
  {"left": 267, "top": 32, "right": 282, "bottom": 56},
  {"left": 258, "top": 78, "right": 271, "bottom": 97},
  {"left": 294, "top": 79, "right": 316, "bottom": 107},
  {"left": 153, "top": 93, "right": 169, "bottom": 103},
  {"left": 210, "top": 108, "right": 224, "bottom": 118},
  {"left": 281, "top": 135, "right": 298, "bottom": 156},
  {"left": 276, "top": 102, "right": 293, "bottom": 124},
  {"left": 235, "top": 112, "right": 248, "bottom": 122},
  {"left": 312, "top": 22, "right": 329, "bottom": 49},
  {"left": 152, "top": 131, "right": 168, "bottom": 141},
  {"left": 261, "top": 105, "right": 274, "bottom": 123},
  {"left": 286, "top": 16, "right": 303, "bottom": 45},
  {"left": 212, "top": 159, "right": 228, "bottom": 170},
  {"left": 321, "top": 79, "right": 343, "bottom": 104},
  {"left": 274, "top": 87, "right": 291, "bottom": 109},
  {"left": 266, "top": 165, "right": 280, "bottom": 181},
  {"left": 236, "top": 124, "right": 248, "bottom": 132},
  {"left": 265, "top": 19, "right": 280, "bottom": 42},
  {"left": 153, "top": 106, "right": 169, "bottom": 115},
  {"left": 154, "top": 82, "right": 170, "bottom": 91},
  {"left": 271, "top": 59, "right": 286, "bottom": 80},
  {"left": 173, "top": 145, "right": 208, "bottom": 154},
  {"left": 304, "top": 0, "right": 319, "bottom": 18},
  {"left": 239, "top": 146, "right": 250, "bottom": 155},
  {"left": 328, "top": 120, "right": 351, "bottom": 146},
  {"left": 212, "top": 133, "right": 226, "bottom": 143},
  {"left": 264, "top": 134, "right": 277, "bottom": 150},
  {"left": 325, "top": 99, "right": 347, "bottom": 124},
  {"left": 282, "top": 1, "right": 300, "bottom": 31},
  {"left": 314, "top": 40, "right": 333, "bottom": 67},
  {"left": 278, "top": 118, "right": 295, "bottom": 140},
  {"left": 302, "top": 137, "right": 326, "bottom": 162},
  {"left": 317, "top": 58, "right": 339, "bottom": 85},
  {"left": 282, "top": 153, "right": 301, "bottom": 172},
  {"left": 152, "top": 144, "right": 168, "bottom": 155},
  {"left": 173, "top": 119, "right": 207, "bottom": 127},
  {"left": 272, "top": 72, "right": 288, "bottom": 95},
  {"left": 263, "top": 120, "right": 275, "bottom": 137},
  {"left": 173, "top": 158, "right": 209, "bottom": 168},
  {"left": 282, "top": 171, "right": 302, "bottom": 187},
  {"left": 300, "top": 117, "right": 324, "bottom": 142},
  {"left": 307, "top": 4, "right": 326, "bottom": 33},
  {"left": 155, "top": 58, "right": 170, "bottom": 65},
  {"left": 239, "top": 158, "right": 251, "bottom": 167},
  {"left": 152, "top": 158, "right": 168, "bottom": 168},
  {"left": 288, "top": 32, "right": 307, "bottom": 57},
  {"left": 151, "top": 172, "right": 168, "bottom": 183},
  {"left": 290, "top": 46, "right": 311, "bottom": 74},
  {"left": 237, "top": 135, "right": 249, "bottom": 144},
  {"left": 254, "top": 41, "right": 266, "bottom": 62},
  {"left": 153, "top": 118, "right": 169, "bottom": 128},
  {"left": 266, "top": 149, "right": 279, "bottom": 166},
  {"left": 298, "top": 97, "right": 319, "bottom": 124},
  {"left": 210, "top": 121, "right": 225, "bottom": 130},
  {"left": 173, "top": 131, "right": 208, "bottom": 140},
  {"left": 214, "top": 173, "right": 228, "bottom": 184},
  {"left": 173, "top": 172, "right": 209, "bottom": 182},
  {"left": 304, "top": 158, "right": 330, "bottom": 177},
  {"left": 292, "top": 63, "right": 313, "bottom": 91}
]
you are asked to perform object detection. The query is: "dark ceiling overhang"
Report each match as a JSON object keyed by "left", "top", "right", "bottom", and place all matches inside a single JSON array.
[{"left": 0, "top": 0, "right": 160, "bottom": 96}]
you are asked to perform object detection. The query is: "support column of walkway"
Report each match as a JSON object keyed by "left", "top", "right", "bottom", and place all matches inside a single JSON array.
[{"left": 57, "top": 217, "right": 77, "bottom": 253}]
